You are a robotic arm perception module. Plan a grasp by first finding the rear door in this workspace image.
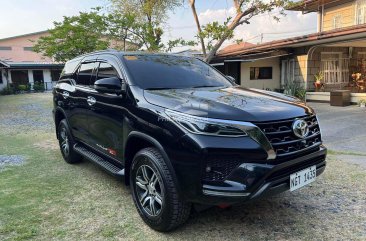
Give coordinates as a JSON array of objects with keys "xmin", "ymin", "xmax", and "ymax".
[
  {"xmin": 68, "ymin": 58, "xmax": 98, "ymax": 143},
  {"xmin": 86, "ymin": 55, "xmax": 127, "ymax": 162}
]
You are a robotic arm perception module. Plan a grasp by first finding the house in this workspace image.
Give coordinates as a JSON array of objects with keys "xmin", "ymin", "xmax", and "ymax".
[
  {"xmin": 0, "ymin": 31, "xmax": 64, "ymax": 91},
  {"xmin": 211, "ymin": 0, "xmax": 366, "ymax": 103},
  {"xmin": 0, "ymin": 31, "xmax": 137, "ymax": 91}
]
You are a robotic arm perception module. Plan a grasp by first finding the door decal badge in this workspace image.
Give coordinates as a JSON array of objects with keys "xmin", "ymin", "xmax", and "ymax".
[{"xmin": 96, "ymin": 144, "xmax": 117, "ymax": 156}]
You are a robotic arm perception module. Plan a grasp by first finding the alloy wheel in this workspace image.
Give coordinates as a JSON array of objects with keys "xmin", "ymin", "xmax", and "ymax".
[
  {"xmin": 135, "ymin": 164, "xmax": 164, "ymax": 216},
  {"xmin": 60, "ymin": 127, "xmax": 70, "ymax": 157}
]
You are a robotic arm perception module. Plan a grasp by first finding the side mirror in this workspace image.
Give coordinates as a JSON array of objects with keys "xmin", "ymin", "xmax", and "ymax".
[
  {"xmin": 94, "ymin": 77, "xmax": 124, "ymax": 95},
  {"xmin": 226, "ymin": 75, "xmax": 236, "ymax": 84}
]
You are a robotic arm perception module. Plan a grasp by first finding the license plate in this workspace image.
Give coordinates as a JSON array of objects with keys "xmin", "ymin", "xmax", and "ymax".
[{"xmin": 290, "ymin": 165, "xmax": 316, "ymax": 191}]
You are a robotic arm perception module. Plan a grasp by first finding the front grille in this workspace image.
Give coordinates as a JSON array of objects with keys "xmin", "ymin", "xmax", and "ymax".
[
  {"xmin": 203, "ymin": 158, "xmax": 243, "ymax": 182},
  {"xmin": 254, "ymin": 115, "xmax": 322, "ymax": 160}
]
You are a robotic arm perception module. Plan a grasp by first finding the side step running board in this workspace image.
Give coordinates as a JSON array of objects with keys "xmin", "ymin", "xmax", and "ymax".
[{"xmin": 73, "ymin": 143, "xmax": 125, "ymax": 178}]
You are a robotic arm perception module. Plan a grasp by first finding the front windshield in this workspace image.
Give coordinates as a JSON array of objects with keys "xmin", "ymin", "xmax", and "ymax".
[{"xmin": 123, "ymin": 54, "xmax": 232, "ymax": 89}]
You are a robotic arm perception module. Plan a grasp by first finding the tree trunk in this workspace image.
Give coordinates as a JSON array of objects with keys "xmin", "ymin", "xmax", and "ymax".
[{"xmin": 189, "ymin": 0, "xmax": 206, "ymax": 57}]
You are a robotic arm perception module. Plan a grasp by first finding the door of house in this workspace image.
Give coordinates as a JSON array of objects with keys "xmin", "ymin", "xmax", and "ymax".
[{"xmin": 281, "ymin": 59, "xmax": 294, "ymax": 87}]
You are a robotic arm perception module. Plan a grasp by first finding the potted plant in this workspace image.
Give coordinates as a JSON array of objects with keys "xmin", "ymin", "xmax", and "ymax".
[
  {"xmin": 358, "ymin": 99, "xmax": 366, "ymax": 107},
  {"xmin": 314, "ymin": 72, "xmax": 324, "ymax": 91}
]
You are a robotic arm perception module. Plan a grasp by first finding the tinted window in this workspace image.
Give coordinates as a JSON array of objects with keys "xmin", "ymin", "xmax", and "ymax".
[
  {"xmin": 62, "ymin": 59, "xmax": 79, "ymax": 76},
  {"xmin": 96, "ymin": 62, "xmax": 119, "ymax": 81},
  {"xmin": 77, "ymin": 62, "xmax": 97, "ymax": 86},
  {"xmin": 123, "ymin": 55, "xmax": 231, "ymax": 89},
  {"xmin": 0, "ymin": 70, "xmax": 2, "ymax": 84}
]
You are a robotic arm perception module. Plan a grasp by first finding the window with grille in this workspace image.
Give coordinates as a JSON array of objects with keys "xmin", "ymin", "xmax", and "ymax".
[
  {"xmin": 281, "ymin": 59, "xmax": 295, "ymax": 86},
  {"xmin": 321, "ymin": 53, "xmax": 349, "ymax": 84},
  {"xmin": 333, "ymin": 15, "xmax": 342, "ymax": 29},
  {"xmin": 356, "ymin": 0, "xmax": 366, "ymax": 24}
]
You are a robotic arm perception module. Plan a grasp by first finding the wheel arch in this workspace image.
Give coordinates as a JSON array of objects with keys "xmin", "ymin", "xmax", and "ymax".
[
  {"xmin": 124, "ymin": 131, "xmax": 178, "ymax": 188},
  {"xmin": 54, "ymin": 107, "xmax": 67, "ymax": 139}
]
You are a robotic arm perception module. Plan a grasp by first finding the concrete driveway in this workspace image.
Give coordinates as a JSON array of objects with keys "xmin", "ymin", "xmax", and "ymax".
[{"xmin": 309, "ymin": 102, "xmax": 366, "ymax": 166}]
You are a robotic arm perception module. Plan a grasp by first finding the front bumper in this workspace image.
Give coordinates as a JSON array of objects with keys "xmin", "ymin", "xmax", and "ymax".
[{"xmin": 195, "ymin": 145, "xmax": 327, "ymax": 205}]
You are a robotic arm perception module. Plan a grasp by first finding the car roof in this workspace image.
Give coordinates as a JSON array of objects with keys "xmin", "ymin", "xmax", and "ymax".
[{"xmin": 78, "ymin": 49, "xmax": 192, "ymax": 59}]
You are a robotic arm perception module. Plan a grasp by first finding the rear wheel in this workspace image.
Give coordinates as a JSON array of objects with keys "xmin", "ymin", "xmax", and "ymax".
[
  {"xmin": 130, "ymin": 147, "xmax": 191, "ymax": 232},
  {"xmin": 58, "ymin": 119, "xmax": 81, "ymax": 164}
]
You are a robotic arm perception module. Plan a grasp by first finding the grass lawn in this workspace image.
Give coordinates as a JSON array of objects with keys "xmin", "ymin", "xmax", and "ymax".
[{"xmin": 0, "ymin": 93, "xmax": 365, "ymax": 241}]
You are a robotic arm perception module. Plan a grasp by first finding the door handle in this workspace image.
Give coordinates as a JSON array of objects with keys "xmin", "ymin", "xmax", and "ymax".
[
  {"xmin": 87, "ymin": 96, "xmax": 96, "ymax": 106},
  {"xmin": 62, "ymin": 91, "xmax": 69, "ymax": 99}
]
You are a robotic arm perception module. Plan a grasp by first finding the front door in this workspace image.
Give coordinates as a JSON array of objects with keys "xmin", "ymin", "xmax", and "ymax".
[
  {"xmin": 86, "ymin": 56, "xmax": 127, "ymax": 162},
  {"xmin": 68, "ymin": 60, "xmax": 98, "ymax": 143}
]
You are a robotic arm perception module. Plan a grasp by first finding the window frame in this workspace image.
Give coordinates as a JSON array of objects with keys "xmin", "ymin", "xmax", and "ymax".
[
  {"xmin": 76, "ymin": 61, "xmax": 98, "ymax": 86},
  {"xmin": 32, "ymin": 70, "xmax": 44, "ymax": 84},
  {"xmin": 321, "ymin": 52, "xmax": 349, "ymax": 84},
  {"xmin": 333, "ymin": 15, "xmax": 342, "ymax": 29},
  {"xmin": 250, "ymin": 67, "xmax": 273, "ymax": 80},
  {"xmin": 355, "ymin": 0, "xmax": 366, "ymax": 25},
  {"xmin": 95, "ymin": 61, "xmax": 121, "ymax": 80}
]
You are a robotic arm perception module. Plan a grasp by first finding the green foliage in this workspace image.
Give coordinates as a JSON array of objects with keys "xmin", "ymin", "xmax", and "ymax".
[
  {"xmin": 166, "ymin": 38, "xmax": 196, "ymax": 52},
  {"xmin": 110, "ymin": 0, "xmax": 185, "ymax": 51},
  {"xmin": 358, "ymin": 99, "xmax": 366, "ymax": 105},
  {"xmin": 283, "ymin": 82, "xmax": 306, "ymax": 101},
  {"xmin": 192, "ymin": 0, "xmax": 293, "ymax": 62},
  {"xmin": 199, "ymin": 18, "xmax": 234, "ymax": 51},
  {"xmin": 314, "ymin": 71, "xmax": 324, "ymax": 83},
  {"xmin": 33, "ymin": 8, "xmax": 110, "ymax": 62},
  {"xmin": 0, "ymin": 86, "xmax": 15, "ymax": 95},
  {"xmin": 33, "ymin": 82, "xmax": 45, "ymax": 92},
  {"xmin": 17, "ymin": 85, "xmax": 29, "ymax": 92}
]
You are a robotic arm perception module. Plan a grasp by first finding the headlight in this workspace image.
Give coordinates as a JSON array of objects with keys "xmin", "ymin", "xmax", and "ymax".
[{"xmin": 165, "ymin": 109, "xmax": 247, "ymax": 137}]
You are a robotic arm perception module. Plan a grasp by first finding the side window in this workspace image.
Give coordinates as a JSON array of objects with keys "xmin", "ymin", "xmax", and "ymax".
[
  {"xmin": 77, "ymin": 62, "xmax": 97, "ymax": 86},
  {"xmin": 96, "ymin": 62, "xmax": 120, "ymax": 81}
]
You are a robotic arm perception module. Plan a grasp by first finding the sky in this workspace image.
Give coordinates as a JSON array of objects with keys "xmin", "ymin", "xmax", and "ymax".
[{"xmin": 0, "ymin": 0, "xmax": 318, "ymax": 50}]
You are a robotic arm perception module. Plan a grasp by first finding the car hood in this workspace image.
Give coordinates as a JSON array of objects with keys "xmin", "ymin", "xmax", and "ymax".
[{"xmin": 143, "ymin": 86, "xmax": 314, "ymax": 122}]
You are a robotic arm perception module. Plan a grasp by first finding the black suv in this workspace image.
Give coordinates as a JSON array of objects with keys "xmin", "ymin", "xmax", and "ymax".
[{"xmin": 53, "ymin": 50, "xmax": 326, "ymax": 231}]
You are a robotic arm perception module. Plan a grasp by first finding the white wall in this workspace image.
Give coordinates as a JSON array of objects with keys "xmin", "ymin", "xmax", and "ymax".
[
  {"xmin": 240, "ymin": 58, "xmax": 281, "ymax": 90},
  {"xmin": 5, "ymin": 69, "xmax": 55, "ymax": 90},
  {"xmin": 0, "ymin": 70, "xmax": 5, "ymax": 90}
]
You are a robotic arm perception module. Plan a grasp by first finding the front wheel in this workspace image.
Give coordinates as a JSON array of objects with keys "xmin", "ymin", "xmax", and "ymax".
[
  {"xmin": 130, "ymin": 147, "xmax": 191, "ymax": 232},
  {"xmin": 58, "ymin": 119, "xmax": 81, "ymax": 164}
]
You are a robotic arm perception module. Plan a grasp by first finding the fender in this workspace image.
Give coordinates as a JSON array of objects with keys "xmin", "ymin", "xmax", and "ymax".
[
  {"xmin": 54, "ymin": 107, "xmax": 74, "ymax": 142},
  {"xmin": 125, "ymin": 131, "xmax": 181, "ymax": 193}
]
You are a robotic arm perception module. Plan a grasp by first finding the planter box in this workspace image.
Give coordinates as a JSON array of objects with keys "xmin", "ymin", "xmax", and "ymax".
[{"xmin": 330, "ymin": 90, "xmax": 351, "ymax": 106}]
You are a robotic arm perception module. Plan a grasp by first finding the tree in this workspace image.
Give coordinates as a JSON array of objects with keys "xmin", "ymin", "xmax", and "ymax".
[
  {"xmin": 190, "ymin": 0, "xmax": 292, "ymax": 63},
  {"xmin": 110, "ymin": 0, "xmax": 183, "ymax": 51},
  {"xmin": 33, "ymin": 8, "xmax": 110, "ymax": 62}
]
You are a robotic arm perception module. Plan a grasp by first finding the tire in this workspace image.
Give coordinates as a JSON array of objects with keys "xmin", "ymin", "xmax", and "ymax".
[
  {"xmin": 130, "ymin": 147, "xmax": 191, "ymax": 232},
  {"xmin": 58, "ymin": 119, "xmax": 82, "ymax": 164}
]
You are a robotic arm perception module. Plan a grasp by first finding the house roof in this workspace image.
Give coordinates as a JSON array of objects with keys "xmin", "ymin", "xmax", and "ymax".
[
  {"xmin": 0, "ymin": 30, "xmax": 49, "ymax": 42},
  {"xmin": 218, "ymin": 42, "xmax": 255, "ymax": 55},
  {"xmin": 213, "ymin": 24, "xmax": 366, "ymax": 61},
  {"xmin": 0, "ymin": 60, "xmax": 10, "ymax": 68},
  {"xmin": 287, "ymin": 0, "xmax": 348, "ymax": 12},
  {"xmin": 1, "ymin": 61, "xmax": 63, "ymax": 69}
]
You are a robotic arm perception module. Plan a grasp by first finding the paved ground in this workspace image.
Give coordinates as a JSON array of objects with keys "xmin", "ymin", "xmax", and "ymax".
[{"xmin": 309, "ymin": 102, "xmax": 366, "ymax": 167}]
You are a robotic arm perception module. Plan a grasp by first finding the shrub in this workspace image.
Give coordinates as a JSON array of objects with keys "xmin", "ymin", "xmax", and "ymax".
[
  {"xmin": 283, "ymin": 82, "xmax": 306, "ymax": 101},
  {"xmin": 18, "ymin": 85, "xmax": 28, "ymax": 92},
  {"xmin": 33, "ymin": 82, "xmax": 45, "ymax": 92},
  {"xmin": 0, "ymin": 86, "xmax": 15, "ymax": 95}
]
